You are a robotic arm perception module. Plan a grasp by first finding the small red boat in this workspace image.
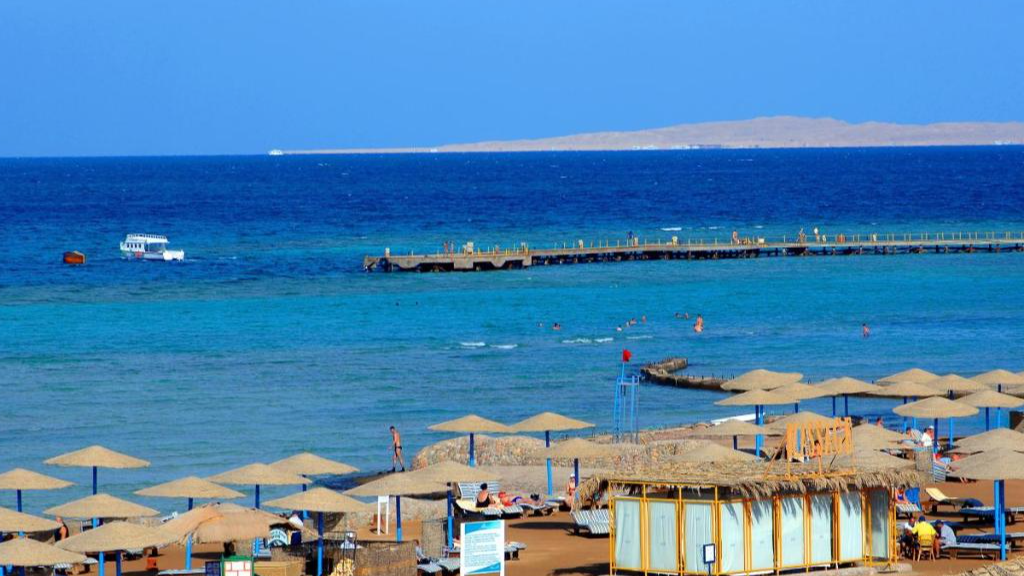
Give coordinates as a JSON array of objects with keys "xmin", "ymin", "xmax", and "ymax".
[{"xmin": 63, "ymin": 251, "xmax": 86, "ymax": 265}]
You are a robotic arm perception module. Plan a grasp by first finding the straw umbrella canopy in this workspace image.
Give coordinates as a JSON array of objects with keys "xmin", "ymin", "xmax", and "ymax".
[
  {"xmin": 345, "ymin": 471, "xmax": 449, "ymax": 544},
  {"xmin": 869, "ymin": 381, "xmax": 942, "ymax": 398},
  {"xmin": 877, "ymin": 368, "xmax": 940, "ymax": 384},
  {"xmin": 270, "ymin": 453, "xmax": 359, "ymax": 477},
  {"xmin": 972, "ymin": 370, "xmax": 1024, "ymax": 389},
  {"xmin": 670, "ymin": 443, "xmax": 757, "ymax": 463},
  {"xmin": 688, "ymin": 420, "xmax": 770, "ymax": 451},
  {"xmin": 510, "ymin": 412, "xmax": 595, "ymax": 496},
  {"xmin": 161, "ymin": 502, "xmax": 285, "ymax": 545},
  {"xmin": 835, "ymin": 449, "xmax": 915, "ymax": 470},
  {"xmin": 951, "ymin": 429, "xmax": 1024, "ymax": 454},
  {"xmin": 0, "ymin": 537, "xmax": 87, "ymax": 567},
  {"xmin": 815, "ymin": 377, "xmax": 878, "ymax": 417},
  {"xmin": 44, "ymin": 494, "xmax": 159, "ymax": 520},
  {"xmin": 951, "ymin": 448, "xmax": 1024, "ymax": 560},
  {"xmin": 135, "ymin": 476, "xmax": 244, "ymax": 570},
  {"xmin": 893, "ymin": 397, "xmax": 979, "ymax": 451},
  {"xmin": 851, "ymin": 424, "xmax": 908, "ymax": 450},
  {"xmin": 958, "ymin": 390, "xmax": 1024, "ymax": 430},
  {"xmin": 207, "ymin": 463, "xmax": 311, "ymax": 509},
  {"xmin": 428, "ymin": 415, "xmax": 512, "ymax": 468},
  {"xmin": 546, "ymin": 438, "xmax": 640, "ymax": 498},
  {"xmin": 926, "ymin": 374, "xmax": 989, "ymax": 395},
  {"xmin": 44, "ymin": 446, "xmax": 149, "ymax": 495},
  {"xmin": 764, "ymin": 411, "xmax": 835, "ymax": 432},
  {"xmin": 58, "ymin": 521, "xmax": 177, "ymax": 553},
  {"xmin": 0, "ymin": 468, "xmax": 73, "ymax": 512},
  {"xmin": 716, "ymin": 389, "xmax": 794, "ymax": 455},
  {"xmin": 0, "ymin": 507, "xmax": 60, "ymax": 533},
  {"xmin": 265, "ymin": 488, "xmax": 371, "ymax": 576},
  {"xmin": 721, "ymin": 369, "xmax": 802, "ymax": 392},
  {"xmin": 773, "ymin": 383, "xmax": 830, "ymax": 413}
]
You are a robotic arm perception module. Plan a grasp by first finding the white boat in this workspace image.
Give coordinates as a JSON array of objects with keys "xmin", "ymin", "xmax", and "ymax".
[
  {"xmin": 268, "ymin": 149, "xmax": 284, "ymax": 156},
  {"xmin": 120, "ymin": 234, "xmax": 185, "ymax": 261}
]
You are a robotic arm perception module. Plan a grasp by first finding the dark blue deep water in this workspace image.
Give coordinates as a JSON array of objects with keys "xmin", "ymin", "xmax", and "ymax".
[{"xmin": 2, "ymin": 147, "xmax": 1024, "ymax": 512}]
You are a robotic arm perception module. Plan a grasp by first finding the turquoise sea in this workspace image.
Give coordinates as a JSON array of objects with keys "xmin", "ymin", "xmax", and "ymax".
[{"xmin": 2, "ymin": 147, "xmax": 1023, "ymax": 513}]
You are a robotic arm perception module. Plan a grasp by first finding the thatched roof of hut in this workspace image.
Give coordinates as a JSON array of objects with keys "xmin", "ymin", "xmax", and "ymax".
[{"xmin": 577, "ymin": 459, "xmax": 919, "ymax": 501}]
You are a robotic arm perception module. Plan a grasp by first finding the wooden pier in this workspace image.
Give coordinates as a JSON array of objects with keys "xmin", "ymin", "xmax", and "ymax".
[{"xmin": 362, "ymin": 231, "xmax": 1024, "ymax": 272}]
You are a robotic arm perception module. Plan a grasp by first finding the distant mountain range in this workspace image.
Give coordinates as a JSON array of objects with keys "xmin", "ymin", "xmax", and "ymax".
[{"xmin": 280, "ymin": 116, "xmax": 1024, "ymax": 155}]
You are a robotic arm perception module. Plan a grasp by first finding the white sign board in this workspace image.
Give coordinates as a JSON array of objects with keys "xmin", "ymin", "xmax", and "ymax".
[{"xmin": 459, "ymin": 519, "xmax": 505, "ymax": 576}]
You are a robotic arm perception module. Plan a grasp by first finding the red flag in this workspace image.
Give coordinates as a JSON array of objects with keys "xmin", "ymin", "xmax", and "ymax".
[{"xmin": 622, "ymin": 349, "xmax": 632, "ymax": 363}]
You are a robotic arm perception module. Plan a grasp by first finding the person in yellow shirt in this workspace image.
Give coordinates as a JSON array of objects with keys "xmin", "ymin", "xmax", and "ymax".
[{"xmin": 911, "ymin": 516, "xmax": 939, "ymax": 558}]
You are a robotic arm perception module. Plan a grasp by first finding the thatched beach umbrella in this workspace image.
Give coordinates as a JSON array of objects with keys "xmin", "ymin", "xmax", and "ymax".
[
  {"xmin": 893, "ymin": 397, "xmax": 978, "ymax": 450},
  {"xmin": 926, "ymin": 374, "xmax": 988, "ymax": 396},
  {"xmin": 851, "ymin": 424, "xmax": 907, "ymax": 450},
  {"xmin": 429, "ymin": 415, "xmax": 511, "ymax": 467},
  {"xmin": 44, "ymin": 494, "xmax": 158, "ymax": 576},
  {"xmin": 953, "ymin": 448, "xmax": 1024, "ymax": 560},
  {"xmin": 207, "ymin": 463, "xmax": 311, "ymax": 509},
  {"xmin": 0, "ymin": 537, "xmax": 86, "ymax": 569},
  {"xmin": 816, "ymin": 377, "xmax": 878, "ymax": 417},
  {"xmin": 270, "ymin": 453, "xmax": 359, "ymax": 477},
  {"xmin": 135, "ymin": 477, "xmax": 244, "ymax": 569},
  {"xmin": 877, "ymin": 368, "xmax": 940, "ymax": 384},
  {"xmin": 772, "ymin": 382, "xmax": 829, "ymax": 413},
  {"xmin": 161, "ymin": 502, "xmax": 285, "ymax": 546},
  {"xmin": 870, "ymin": 381, "xmax": 942, "ymax": 431},
  {"xmin": 972, "ymin": 370, "xmax": 1024, "ymax": 391},
  {"xmin": 510, "ymin": 412, "xmax": 595, "ymax": 496},
  {"xmin": 716, "ymin": 389, "xmax": 794, "ymax": 455},
  {"xmin": 764, "ymin": 411, "xmax": 834, "ymax": 433},
  {"xmin": 346, "ymin": 472, "xmax": 445, "ymax": 543},
  {"xmin": 0, "ymin": 468, "xmax": 72, "ymax": 512},
  {"xmin": 951, "ymin": 428, "xmax": 1024, "ymax": 455},
  {"xmin": 547, "ymin": 438, "xmax": 638, "ymax": 491},
  {"xmin": 670, "ymin": 443, "xmax": 757, "ymax": 463},
  {"xmin": 721, "ymin": 369, "xmax": 802, "ymax": 392},
  {"xmin": 58, "ymin": 522, "xmax": 177, "ymax": 576},
  {"xmin": 0, "ymin": 507, "xmax": 60, "ymax": 533},
  {"xmin": 265, "ymin": 488, "xmax": 371, "ymax": 576},
  {"xmin": 44, "ymin": 446, "xmax": 149, "ymax": 496},
  {"xmin": 689, "ymin": 419, "xmax": 770, "ymax": 451},
  {"xmin": 835, "ymin": 448, "xmax": 915, "ymax": 471},
  {"xmin": 958, "ymin": 390, "xmax": 1024, "ymax": 430}
]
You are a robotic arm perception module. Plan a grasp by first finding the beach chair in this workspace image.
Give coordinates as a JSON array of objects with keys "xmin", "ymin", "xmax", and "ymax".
[
  {"xmin": 932, "ymin": 461, "xmax": 949, "ymax": 483},
  {"xmin": 926, "ymin": 487, "xmax": 971, "ymax": 512},
  {"xmin": 455, "ymin": 482, "xmax": 524, "ymax": 518},
  {"xmin": 571, "ymin": 509, "xmax": 610, "ymax": 536},
  {"xmin": 945, "ymin": 542, "xmax": 1005, "ymax": 559},
  {"xmin": 415, "ymin": 546, "xmax": 444, "ymax": 574},
  {"xmin": 896, "ymin": 502, "xmax": 921, "ymax": 518}
]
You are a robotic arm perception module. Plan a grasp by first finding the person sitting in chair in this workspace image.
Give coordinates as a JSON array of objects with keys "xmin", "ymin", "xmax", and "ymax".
[{"xmin": 475, "ymin": 483, "xmax": 498, "ymax": 508}]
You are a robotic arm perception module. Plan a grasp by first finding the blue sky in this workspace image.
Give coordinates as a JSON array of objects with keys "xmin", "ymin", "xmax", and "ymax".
[{"xmin": 1, "ymin": 1, "xmax": 1022, "ymax": 157}]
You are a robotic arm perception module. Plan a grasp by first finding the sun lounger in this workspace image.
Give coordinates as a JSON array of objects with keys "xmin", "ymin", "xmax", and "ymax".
[
  {"xmin": 571, "ymin": 509, "xmax": 610, "ymax": 536},
  {"xmin": 960, "ymin": 506, "xmax": 1024, "ymax": 523},
  {"xmin": 435, "ymin": 558, "xmax": 461, "ymax": 573},
  {"xmin": 896, "ymin": 502, "xmax": 921, "ymax": 518},
  {"xmin": 944, "ymin": 542, "xmax": 1006, "ymax": 559},
  {"xmin": 454, "ymin": 482, "xmax": 524, "ymax": 518},
  {"xmin": 926, "ymin": 487, "xmax": 971, "ymax": 512},
  {"xmin": 158, "ymin": 570, "xmax": 206, "ymax": 576},
  {"xmin": 933, "ymin": 461, "xmax": 949, "ymax": 483},
  {"xmin": 956, "ymin": 532, "xmax": 1024, "ymax": 544}
]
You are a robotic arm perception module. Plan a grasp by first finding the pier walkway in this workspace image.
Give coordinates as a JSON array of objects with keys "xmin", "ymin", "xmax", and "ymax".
[{"xmin": 363, "ymin": 231, "xmax": 1024, "ymax": 272}]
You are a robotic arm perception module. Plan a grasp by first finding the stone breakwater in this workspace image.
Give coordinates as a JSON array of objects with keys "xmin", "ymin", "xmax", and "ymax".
[{"xmin": 641, "ymin": 357, "xmax": 728, "ymax": 390}]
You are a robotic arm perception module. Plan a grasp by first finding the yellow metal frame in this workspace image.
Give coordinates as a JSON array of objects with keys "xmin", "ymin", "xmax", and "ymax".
[{"xmin": 608, "ymin": 480, "xmax": 896, "ymax": 576}]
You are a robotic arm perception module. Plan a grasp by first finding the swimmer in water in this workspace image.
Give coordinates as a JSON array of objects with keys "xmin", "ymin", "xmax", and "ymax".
[
  {"xmin": 674, "ymin": 312, "xmax": 682, "ymax": 319},
  {"xmin": 641, "ymin": 315, "xmax": 646, "ymax": 323},
  {"xmin": 684, "ymin": 312, "xmax": 690, "ymax": 320},
  {"xmin": 862, "ymin": 323, "xmax": 870, "ymax": 338},
  {"xmin": 694, "ymin": 314, "xmax": 704, "ymax": 334},
  {"xmin": 552, "ymin": 323, "xmax": 562, "ymax": 331}
]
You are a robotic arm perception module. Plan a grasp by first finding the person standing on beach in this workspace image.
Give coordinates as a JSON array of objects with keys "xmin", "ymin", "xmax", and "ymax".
[{"xmin": 389, "ymin": 425, "xmax": 405, "ymax": 472}]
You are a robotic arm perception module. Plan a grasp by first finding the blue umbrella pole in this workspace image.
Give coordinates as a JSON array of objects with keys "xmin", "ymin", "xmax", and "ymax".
[
  {"xmin": 254, "ymin": 484, "xmax": 261, "ymax": 509},
  {"xmin": 844, "ymin": 395, "xmax": 849, "ymax": 417},
  {"xmin": 794, "ymin": 402, "xmax": 799, "ymax": 413},
  {"xmin": 831, "ymin": 397, "xmax": 836, "ymax": 417},
  {"xmin": 933, "ymin": 418, "xmax": 939, "ymax": 453},
  {"xmin": 469, "ymin": 434, "xmax": 476, "ymax": 467},
  {"xmin": 116, "ymin": 551, "xmax": 122, "ymax": 576},
  {"xmin": 185, "ymin": 498, "xmax": 194, "ymax": 569},
  {"xmin": 986, "ymin": 408, "xmax": 991, "ymax": 431},
  {"xmin": 446, "ymin": 485, "xmax": 454, "ymax": 550},
  {"xmin": 998, "ymin": 479, "xmax": 1007, "ymax": 560},
  {"xmin": 732, "ymin": 435, "xmax": 738, "ymax": 451},
  {"xmin": 573, "ymin": 458, "xmax": 580, "ymax": 496},
  {"xmin": 545, "ymin": 431, "xmax": 553, "ymax": 496},
  {"xmin": 948, "ymin": 419, "xmax": 955, "ymax": 450},
  {"xmin": 92, "ymin": 466, "xmax": 98, "ymax": 495},
  {"xmin": 396, "ymin": 496, "xmax": 403, "ymax": 542},
  {"xmin": 16, "ymin": 490, "xmax": 21, "ymax": 513},
  {"xmin": 302, "ymin": 480, "xmax": 309, "ymax": 520},
  {"xmin": 317, "ymin": 512, "xmax": 324, "ymax": 576},
  {"xmin": 754, "ymin": 405, "xmax": 763, "ymax": 456}
]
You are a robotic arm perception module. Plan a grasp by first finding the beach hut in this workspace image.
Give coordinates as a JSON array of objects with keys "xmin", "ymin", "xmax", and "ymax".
[
  {"xmin": 720, "ymin": 370, "xmax": 802, "ymax": 392},
  {"xmin": 44, "ymin": 446, "xmax": 149, "ymax": 495},
  {"xmin": 687, "ymin": 420, "xmax": 770, "ymax": 451},
  {"xmin": 816, "ymin": 378, "xmax": 877, "ymax": 417},
  {"xmin": 925, "ymin": 374, "xmax": 988, "ymax": 397},
  {"xmin": 669, "ymin": 443, "xmax": 757, "ymax": 463},
  {"xmin": 0, "ymin": 506, "xmax": 60, "ymax": 534},
  {"xmin": 0, "ymin": 537, "xmax": 87, "ymax": 576},
  {"xmin": 429, "ymin": 415, "xmax": 511, "ymax": 468},
  {"xmin": 0, "ymin": 468, "xmax": 72, "ymax": 513},
  {"xmin": 715, "ymin": 390, "xmax": 794, "ymax": 456},
  {"xmin": 877, "ymin": 368, "xmax": 939, "ymax": 384},
  {"xmin": 58, "ymin": 522, "xmax": 176, "ymax": 576},
  {"xmin": 971, "ymin": 370, "xmax": 1024, "ymax": 391},
  {"xmin": 950, "ymin": 428, "xmax": 1024, "ymax": 454},
  {"xmin": 952, "ymin": 448, "xmax": 1024, "ymax": 560},
  {"xmin": 510, "ymin": 412, "xmax": 595, "ymax": 497},
  {"xmin": 772, "ymin": 383, "xmax": 829, "ymax": 413},
  {"xmin": 161, "ymin": 502, "xmax": 287, "ymax": 547},
  {"xmin": 207, "ymin": 463, "xmax": 311, "ymax": 509},
  {"xmin": 265, "ymin": 488, "xmax": 371, "ymax": 576},
  {"xmin": 345, "ymin": 472, "xmax": 446, "ymax": 543},
  {"xmin": 957, "ymin": 390, "xmax": 1024, "ymax": 430},
  {"xmin": 869, "ymin": 381, "xmax": 941, "ymax": 431},
  {"xmin": 892, "ymin": 397, "xmax": 978, "ymax": 450},
  {"xmin": 135, "ymin": 477, "xmax": 244, "ymax": 569},
  {"xmin": 585, "ymin": 457, "xmax": 916, "ymax": 575}
]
